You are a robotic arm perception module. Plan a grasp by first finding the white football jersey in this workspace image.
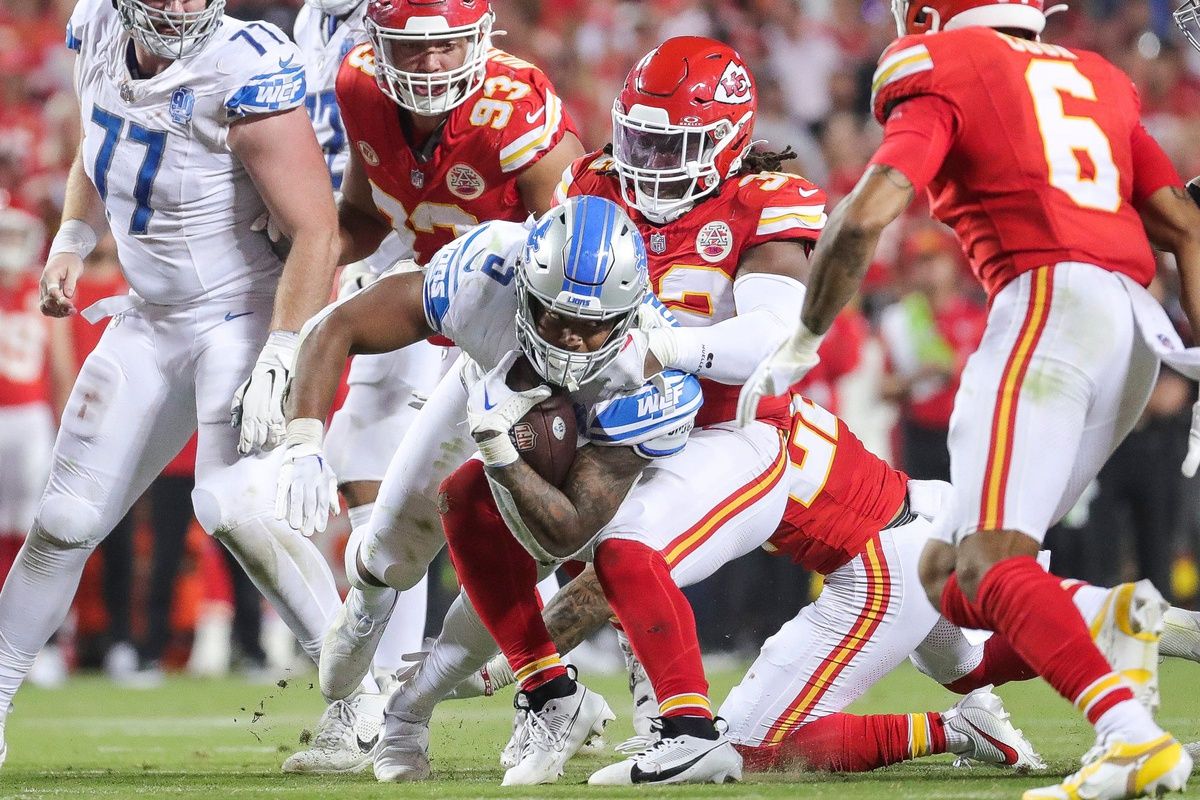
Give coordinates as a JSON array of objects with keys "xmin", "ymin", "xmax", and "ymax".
[
  {"xmin": 68, "ymin": 0, "xmax": 307, "ymax": 305},
  {"xmin": 293, "ymin": 3, "xmax": 366, "ymax": 190},
  {"xmin": 421, "ymin": 220, "xmax": 702, "ymax": 458}
]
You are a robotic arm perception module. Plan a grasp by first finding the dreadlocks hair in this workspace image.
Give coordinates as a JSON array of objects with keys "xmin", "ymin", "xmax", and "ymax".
[{"xmin": 598, "ymin": 142, "xmax": 798, "ymax": 176}]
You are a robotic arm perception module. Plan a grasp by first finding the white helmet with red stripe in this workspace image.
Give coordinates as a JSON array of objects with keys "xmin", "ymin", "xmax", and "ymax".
[
  {"xmin": 365, "ymin": 0, "xmax": 495, "ymax": 116},
  {"xmin": 890, "ymin": 0, "xmax": 1060, "ymax": 36}
]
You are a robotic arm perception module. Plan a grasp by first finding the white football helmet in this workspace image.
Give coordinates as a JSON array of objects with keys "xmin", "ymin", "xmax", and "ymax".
[
  {"xmin": 516, "ymin": 196, "xmax": 649, "ymax": 390},
  {"xmin": 115, "ymin": 0, "xmax": 227, "ymax": 60},
  {"xmin": 365, "ymin": 0, "xmax": 495, "ymax": 116}
]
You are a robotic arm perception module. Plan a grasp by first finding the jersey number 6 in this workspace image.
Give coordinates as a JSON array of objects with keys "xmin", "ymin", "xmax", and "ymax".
[{"xmin": 1025, "ymin": 59, "xmax": 1121, "ymax": 213}]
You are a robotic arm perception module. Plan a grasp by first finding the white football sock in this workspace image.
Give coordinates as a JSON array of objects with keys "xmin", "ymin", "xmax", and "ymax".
[
  {"xmin": 389, "ymin": 591, "xmax": 498, "ymax": 722},
  {"xmin": 1067, "ymin": 581, "xmax": 1108, "ymax": 626},
  {"xmin": 0, "ymin": 530, "xmax": 91, "ymax": 714},
  {"xmin": 214, "ymin": 512, "xmax": 341, "ymax": 664},
  {"xmin": 1094, "ymin": 698, "xmax": 1162, "ymax": 744},
  {"xmin": 372, "ymin": 575, "xmax": 429, "ymax": 675}
]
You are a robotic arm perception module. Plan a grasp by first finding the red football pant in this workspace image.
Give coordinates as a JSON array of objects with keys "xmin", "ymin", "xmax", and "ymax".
[
  {"xmin": 439, "ymin": 460, "xmax": 565, "ymax": 691},
  {"xmin": 940, "ymin": 557, "xmax": 1132, "ymax": 722},
  {"xmin": 593, "ymin": 538, "xmax": 711, "ymax": 719},
  {"xmin": 738, "ymin": 712, "xmax": 946, "ymax": 772}
]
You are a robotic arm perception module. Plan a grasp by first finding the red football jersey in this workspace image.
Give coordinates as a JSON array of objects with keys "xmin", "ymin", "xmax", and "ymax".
[
  {"xmin": 871, "ymin": 28, "xmax": 1167, "ymax": 297},
  {"xmin": 0, "ymin": 274, "xmax": 50, "ymax": 407},
  {"xmin": 765, "ymin": 397, "xmax": 909, "ymax": 575},
  {"xmin": 337, "ymin": 47, "xmax": 577, "ymax": 265},
  {"xmin": 560, "ymin": 152, "xmax": 827, "ymax": 427}
]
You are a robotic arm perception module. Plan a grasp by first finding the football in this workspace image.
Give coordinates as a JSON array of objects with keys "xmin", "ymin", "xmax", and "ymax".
[{"xmin": 505, "ymin": 356, "xmax": 578, "ymax": 486}]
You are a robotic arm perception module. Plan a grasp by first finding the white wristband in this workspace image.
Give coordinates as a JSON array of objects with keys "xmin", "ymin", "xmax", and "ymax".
[
  {"xmin": 48, "ymin": 219, "xmax": 98, "ymax": 260},
  {"xmin": 477, "ymin": 432, "xmax": 519, "ymax": 468},
  {"xmin": 284, "ymin": 418, "xmax": 324, "ymax": 448}
]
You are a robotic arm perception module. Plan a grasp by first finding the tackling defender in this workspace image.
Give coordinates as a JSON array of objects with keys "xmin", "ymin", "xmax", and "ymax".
[
  {"xmin": 279, "ymin": 0, "xmax": 581, "ymax": 773},
  {"xmin": 0, "ymin": 0, "xmax": 345, "ymax": 769},
  {"xmin": 739, "ymin": 1, "xmax": 1200, "ymax": 798}
]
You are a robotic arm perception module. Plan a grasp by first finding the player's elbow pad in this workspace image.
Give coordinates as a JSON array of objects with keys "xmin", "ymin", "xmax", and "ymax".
[{"xmin": 658, "ymin": 272, "xmax": 806, "ymax": 384}]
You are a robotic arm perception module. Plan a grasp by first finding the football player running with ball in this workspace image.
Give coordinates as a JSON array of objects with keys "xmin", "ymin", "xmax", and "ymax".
[
  {"xmin": 276, "ymin": 195, "xmax": 701, "ymax": 782},
  {"xmin": 0, "ymin": 0, "xmax": 343, "ymax": 770},
  {"xmin": 739, "ymin": 2, "xmax": 1200, "ymax": 798},
  {"xmin": 279, "ymin": 0, "xmax": 582, "ymax": 773}
]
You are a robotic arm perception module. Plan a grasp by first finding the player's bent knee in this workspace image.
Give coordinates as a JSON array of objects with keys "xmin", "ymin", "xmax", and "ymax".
[
  {"xmin": 955, "ymin": 529, "xmax": 1040, "ymax": 599},
  {"xmin": 34, "ymin": 496, "xmax": 108, "ymax": 550}
]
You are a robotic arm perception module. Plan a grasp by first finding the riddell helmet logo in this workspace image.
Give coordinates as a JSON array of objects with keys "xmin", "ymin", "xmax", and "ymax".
[
  {"xmin": 696, "ymin": 221, "xmax": 733, "ymax": 263},
  {"xmin": 714, "ymin": 61, "xmax": 752, "ymax": 105},
  {"xmin": 446, "ymin": 163, "xmax": 485, "ymax": 199}
]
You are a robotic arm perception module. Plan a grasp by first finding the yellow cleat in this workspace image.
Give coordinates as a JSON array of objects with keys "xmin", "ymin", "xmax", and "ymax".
[
  {"xmin": 1022, "ymin": 734, "xmax": 1192, "ymax": 800},
  {"xmin": 1089, "ymin": 580, "xmax": 1167, "ymax": 713}
]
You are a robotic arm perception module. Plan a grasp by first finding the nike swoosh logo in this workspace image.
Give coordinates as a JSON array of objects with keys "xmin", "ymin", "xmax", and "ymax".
[
  {"xmin": 631, "ymin": 741, "xmax": 728, "ymax": 783},
  {"xmin": 795, "ymin": 187, "xmax": 820, "ymax": 197},
  {"xmin": 357, "ymin": 734, "xmax": 377, "ymax": 754},
  {"xmin": 224, "ymin": 311, "xmax": 254, "ymax": 321},
  {"xmin": 482, "ymin": 388, "xmax": 497, "ymax": 410},
  {"xmin": 964, "ymin": 719, "xmax": 1019, "ymax": 765},
  {"xmin": 525, "ymin": 106, "xmax": 545, "ymax": 124}
]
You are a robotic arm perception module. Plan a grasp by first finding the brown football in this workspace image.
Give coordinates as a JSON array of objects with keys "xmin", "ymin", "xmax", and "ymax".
[{"xmin": 505, "ymin": 356, "xmax": 578, "ymax": 486}]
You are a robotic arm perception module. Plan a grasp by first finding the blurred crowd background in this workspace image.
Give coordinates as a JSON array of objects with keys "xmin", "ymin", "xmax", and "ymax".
[{"xmin": 2, "ymin": 0, "xmax": 1198, "ymax": 684}]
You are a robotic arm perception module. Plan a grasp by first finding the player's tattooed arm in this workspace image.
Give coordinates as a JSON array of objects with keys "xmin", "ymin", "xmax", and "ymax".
[
  {"xmin": 286, "ymin": 270, "xmax": 432, "ymax": 422},
  {"xmin": 801, "ymin": 164, "xmax": 913, "ymax": 335},
  {"xmin": 484, "ymin": 444, "xmax": 646, "ymax": 560},
  {"xmin": 543, "ymin": 565, "xmax": 612, "ymax": 655}
]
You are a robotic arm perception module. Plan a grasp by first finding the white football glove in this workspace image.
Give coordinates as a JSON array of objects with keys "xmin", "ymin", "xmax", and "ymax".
[
  {"xmin": 250, "ymin": 211, "xmax": 284, "ymax": 243},
  {"xmin": 735, "ymin": 324, "xmax": 824, "ymax": 427},
  {"xmin": 466, "ymin": 350, "xmax": 551, "ymax": 467},
  {"xmin": 337, "ymin": 260, "xmax": 380, "ymax": 301},
  {"xmin": 274, "ymin": 418, "xmax": 340, "ymax": 537},
  {"xmin": 231, "ymin": 330, "xmax": 298, "ymax": 455},
  {"xmin": 392, "ymin": 642, "xmax": 513, "ymax": 700},
  {"xmin": 1183, "ymin": 399, "xmax": 1200, "ymax": 478}
]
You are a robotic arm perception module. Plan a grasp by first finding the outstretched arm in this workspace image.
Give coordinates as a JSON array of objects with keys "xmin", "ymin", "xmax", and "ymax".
[{"xmin": 285, "ymin": 269, "xmax": 432, "ymax": 424}]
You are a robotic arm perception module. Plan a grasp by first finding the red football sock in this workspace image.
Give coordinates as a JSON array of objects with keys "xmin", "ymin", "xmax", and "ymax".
[
  {"xmin": 944, "ymin": 634, "xmax": 1037, "ymax": 694},
  {"xmin": 953, "ymin": 556, "xmax": 1132, "ymax": 723},
  {"xmin": 593, "ymin": 538, "xmax": 710, "ymax": 719},
  {"xmin": 439, "ymin": 460, "xmax": 565, "ymax": 691},
  {"xmin": 738, "ymin": 712, "xmax": 946, "ymax": 772},
  {"xmin": 0, "ymin": 533, "xmax": 24, "ymax": 585}
]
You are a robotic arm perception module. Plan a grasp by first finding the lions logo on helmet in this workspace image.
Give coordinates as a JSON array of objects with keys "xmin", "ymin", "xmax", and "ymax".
[{"xmin": 515, "ymin": 196, "xmax": 648, "ymax": 390}]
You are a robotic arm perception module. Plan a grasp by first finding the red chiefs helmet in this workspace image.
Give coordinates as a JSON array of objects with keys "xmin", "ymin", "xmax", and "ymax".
[
  {"xmin": 365, "ymin": 0, "xmax": 495, "ymax": 116},
  {"xmin": 890, "ymin": 0, "xmax": 1054, "ymax": 36},
  {"xmin": 611, "ymin": 37, "xmax": 757, "ymax": 224}
]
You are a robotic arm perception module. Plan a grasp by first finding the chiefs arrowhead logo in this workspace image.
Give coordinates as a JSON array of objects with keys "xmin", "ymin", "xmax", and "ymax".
[{"xmin": 714, "ymin": 61, "xmax": 752, "ymax": 105}]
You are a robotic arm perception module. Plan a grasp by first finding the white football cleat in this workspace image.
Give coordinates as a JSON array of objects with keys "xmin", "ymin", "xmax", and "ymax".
[
  {"xmin": 617, "ymin": 629, "xmax": 657, "ymax": 739},
  {"xmin": 1089, "ymin": 580, "xmax": 1167, "ymax": 713},
  {"xmin": 1160, "ymin": 606, "xmax": 1200, "ymax": 662},
  {"xmin": 1022, "ymin": 733, "xmax": 1191, "ymax": 800},
  {"xmin": 319, "ymin": 587, "xmax": 398, "ymax": 702},
  {"xmin": 373, "ymin": 711, "xmax": 431, "ymax": 782},
  {"xmin": 588, "ymin": 717, "xmax": 742, "ymax": 785},
  {"xmin": 501, "ymin": 681, "xmax": 615, "ymax": 786},
  {"xmin": 943, "ymin": 689, "xmax": 1045, "ymax": 770},
  {"xmin": 280, "ymin": 693, "xmax": 386, "ymax": 774}
]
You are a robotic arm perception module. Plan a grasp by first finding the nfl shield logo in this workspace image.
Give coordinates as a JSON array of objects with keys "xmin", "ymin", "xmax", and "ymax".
[
  {"xmin": 649, "ymin": 232, "xmax": 667, "ymax": 254},
  {"xmin": 411, "ymin": 170, "xmax": 425, "ymax": 188},
  {"xmin": 169, "ymin": 87, "xmax": 195, "ymax": 125}
]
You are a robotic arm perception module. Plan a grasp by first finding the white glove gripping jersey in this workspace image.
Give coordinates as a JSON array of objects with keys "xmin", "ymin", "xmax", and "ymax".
[
  {"xmin": 293, "ymin": 3, "xmax": 366, "ymax": 190},
  {"xmin": 68, "ymin": 0, "xmax": 306, "ymax": 305},
  {"xmin": 421, "ymin": 220, "xmax": 702, "ymax": 458}
]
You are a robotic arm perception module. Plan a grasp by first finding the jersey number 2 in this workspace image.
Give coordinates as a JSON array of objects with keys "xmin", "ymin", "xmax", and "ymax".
[
  {"xmin": 91, "ymin": 106, "xmax": 166, "ymax": 236},
  {"xmin": 1025, "ymin": 59, "xmax": 1121, "ymax": 213}
]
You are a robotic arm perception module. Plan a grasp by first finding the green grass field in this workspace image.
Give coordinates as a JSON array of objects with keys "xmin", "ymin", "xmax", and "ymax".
[{"xmin": 0, "ymin": 660, "xmax": 1196, "ymax": 799}]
